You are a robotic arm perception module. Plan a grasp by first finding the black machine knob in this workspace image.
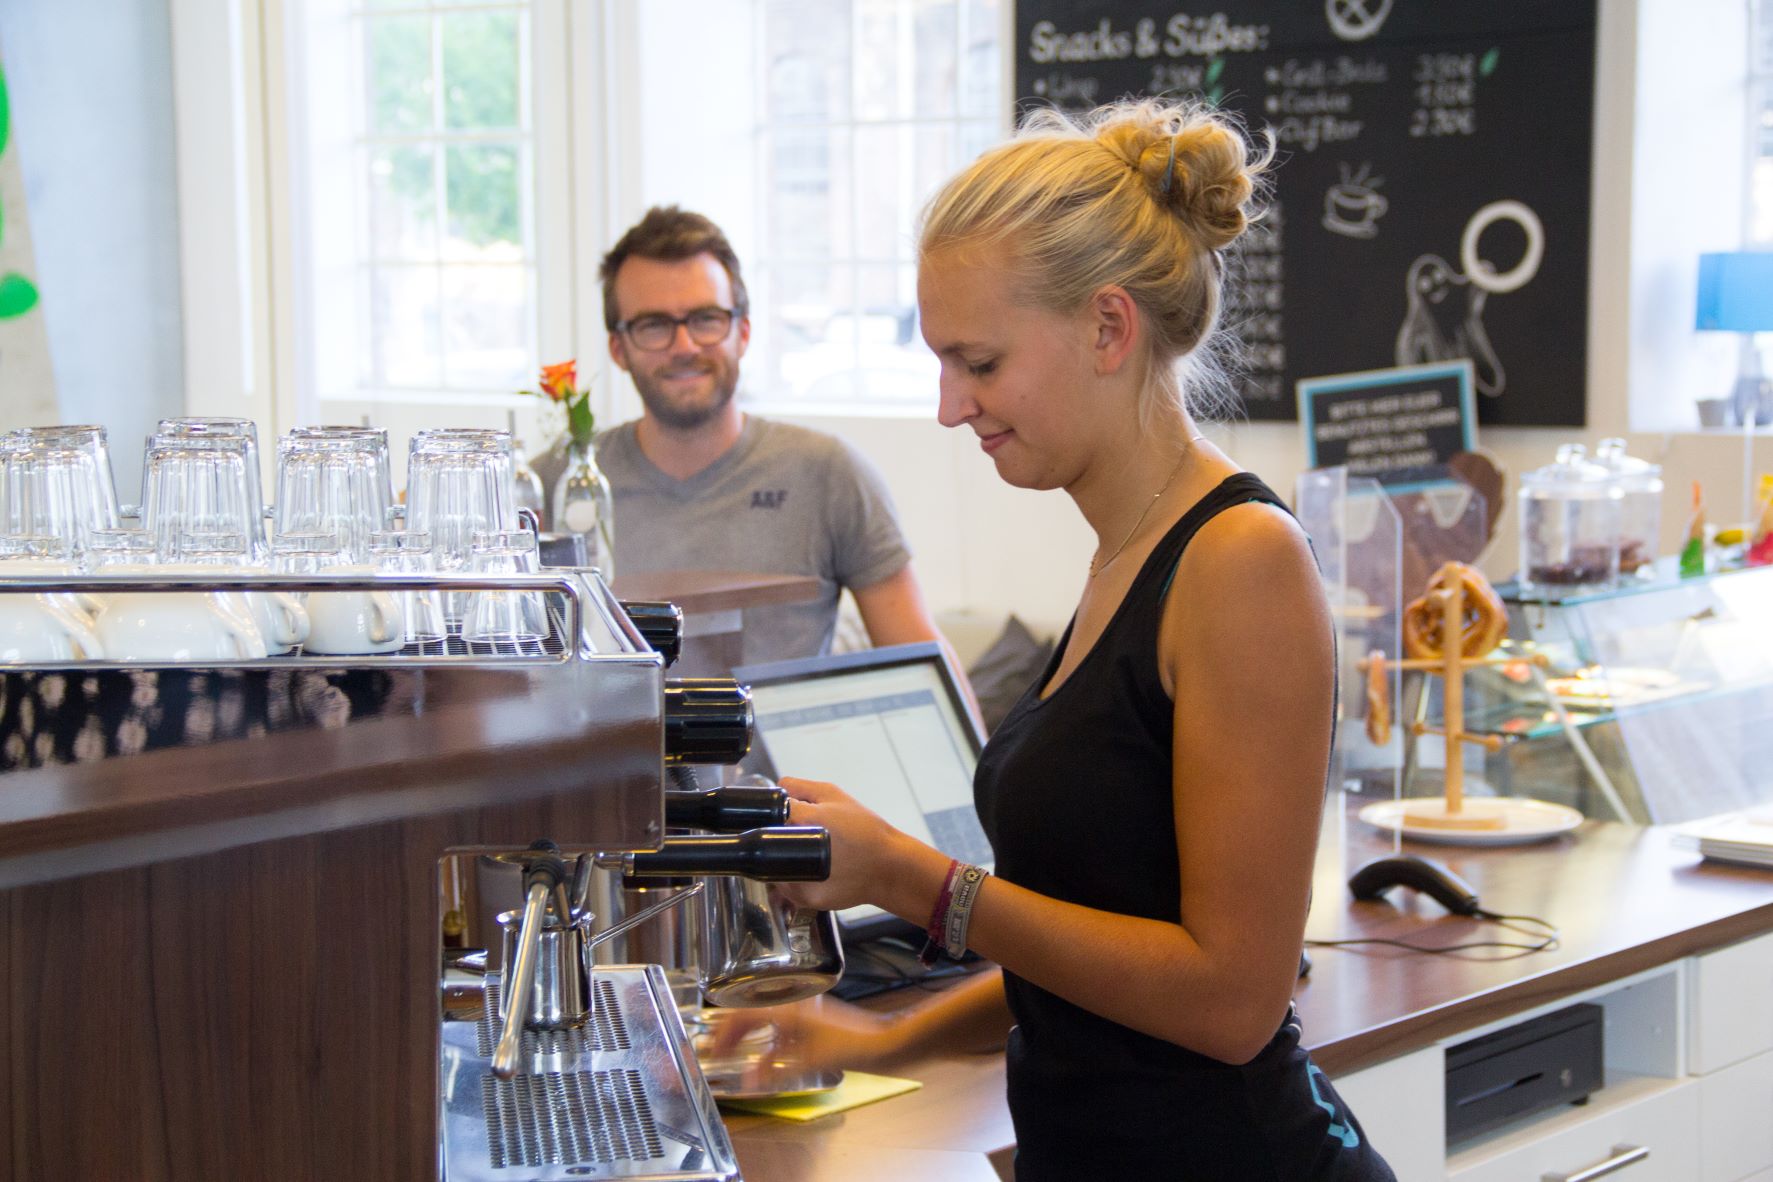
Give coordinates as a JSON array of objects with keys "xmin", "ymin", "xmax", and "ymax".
[
  {"xmin": 663, "ymin": 678, "xmax": 753, "ymax": 765},
  {"xmin": 621, "ymin": 827, "xmax": 831, "ymax": 882},
  {"xmin": 620, "ymin": 600, "xmax": 684, "ymax": 666},
  {"xmin": 665, "ymin": 785, "xmax": 792, "ymax": 832}
]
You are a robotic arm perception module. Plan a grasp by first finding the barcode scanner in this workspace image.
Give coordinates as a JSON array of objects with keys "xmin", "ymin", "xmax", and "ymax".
[{"xmin": 1347, "ymin": 854, "xmax": 1482, "ymax": 916}]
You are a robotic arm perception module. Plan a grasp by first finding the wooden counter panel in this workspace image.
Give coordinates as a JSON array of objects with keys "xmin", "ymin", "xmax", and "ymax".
[
  {"xmin": 0, "ymin": 789, "xmax": 608, "ymax": 1181},
  {"xmin": 611, "ymin": 571, "xmax": 823, "ymax": 615}
]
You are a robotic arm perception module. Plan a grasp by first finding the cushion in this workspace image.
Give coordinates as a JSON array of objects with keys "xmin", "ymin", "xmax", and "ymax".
[{"xmin": 966, "ymin": 614, "xmax": 1055, "ymax": 735}]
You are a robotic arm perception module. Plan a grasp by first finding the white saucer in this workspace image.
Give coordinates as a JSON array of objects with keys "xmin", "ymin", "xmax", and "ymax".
[{"xmin": 1357, "ymin": 797, "xmax": 1585, "ymax": 847}]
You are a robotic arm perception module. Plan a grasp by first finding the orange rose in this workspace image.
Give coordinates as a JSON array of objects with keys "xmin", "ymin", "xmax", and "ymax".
[{"xmin": 539, "ymin": 360, "xmax": 577, "ymax": 402}]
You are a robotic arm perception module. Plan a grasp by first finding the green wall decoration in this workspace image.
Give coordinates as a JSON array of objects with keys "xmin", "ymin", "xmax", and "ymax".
[{"xmin": 0, "ymin": 61, "xmax": 40, "ymax": 320}]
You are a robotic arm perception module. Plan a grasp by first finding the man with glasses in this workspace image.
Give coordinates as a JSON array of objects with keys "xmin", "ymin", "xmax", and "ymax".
[{"xmin": 555, "ymin": 204, "xmax": 948, "ymax": 669}]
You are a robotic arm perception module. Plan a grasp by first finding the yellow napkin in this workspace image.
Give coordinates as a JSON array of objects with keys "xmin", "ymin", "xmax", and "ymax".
[{"xmin": 717, "ymin": 1070, "xmax": 922, "ymax": 1121}]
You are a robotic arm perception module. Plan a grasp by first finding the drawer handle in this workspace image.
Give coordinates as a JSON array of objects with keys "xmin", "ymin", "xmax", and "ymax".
[{"xmin": 1542, "ymin": 1144, "xmax": 1649, "ymax": 1182}]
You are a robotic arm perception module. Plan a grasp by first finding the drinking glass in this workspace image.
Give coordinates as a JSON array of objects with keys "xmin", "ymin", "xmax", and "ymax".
[
  {"xmin": 274, "ymin": 431, "xmax": 393, "ymax": 564},
  {"xmin": 271, "ymin": 531, "xmax": 344, "ymax": 579},
  {"xmin": 141, "ymin": 433, "xmax": 264, "ymax": 564},
  {"xmin": 154, "ymin": 418, "xmax": 266, "ymax": 557},
  {"xmin": 20, "ymin": 425, "xmax": 121, "ymax": 527},
  {"xmin": 85, "ymin": 528, "xmax": 157, "ymax": 570},
  {"xmin": 405, "ymin": 434, "xmax": 516, "ymax": 617},
  {"xmin": 14, "ymin": 443, "xmax": 115, "ymax": 563},
  {"xmin": 369, "ymin": 528, "xmax": 445, "ymax": 643},
  {"xmin": 463, "ymin": 529, "xmax": 547, "ymax": 646}
]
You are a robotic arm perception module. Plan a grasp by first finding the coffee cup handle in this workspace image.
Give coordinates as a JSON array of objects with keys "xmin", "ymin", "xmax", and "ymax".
[
  {"xmin": 46, "ymin": 597, "xmax": 106, "ymax": 661},
  {"xmin": 220, "ymin": 606, "xmax": 268, "ymax": 659},
  {"xmin": 268, "ymin": 591, "xmax": 310, "ymax": 647},
  {"xmin": 368, "ymin": 590, "xmax": 403, "ymax": 645}
]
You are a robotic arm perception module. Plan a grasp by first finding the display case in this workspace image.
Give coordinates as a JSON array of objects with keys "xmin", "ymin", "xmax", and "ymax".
[{"xmin": 1390, "ymin": 560, "xmax": 1773, "ymax": 825}]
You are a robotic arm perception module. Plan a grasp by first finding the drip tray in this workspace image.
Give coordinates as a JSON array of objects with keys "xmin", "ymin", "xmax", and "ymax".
[{"xmin": 441, "ymin": 965, "xmax": 740, "ymax": 1181}]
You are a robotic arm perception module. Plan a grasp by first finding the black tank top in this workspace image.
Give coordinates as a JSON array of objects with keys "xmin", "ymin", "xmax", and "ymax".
[{"xmin": 974, "ymin": 473, "xmax": 1395, "ymax": 1180}]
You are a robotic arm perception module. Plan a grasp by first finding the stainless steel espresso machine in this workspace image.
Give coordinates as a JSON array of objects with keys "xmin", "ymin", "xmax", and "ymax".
[{"xmin": 0, "ymin": 561, "xmax": 837, "ymax": 1182}]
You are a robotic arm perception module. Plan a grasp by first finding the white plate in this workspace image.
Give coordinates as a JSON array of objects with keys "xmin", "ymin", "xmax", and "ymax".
[{"xmin": 1357, "ymin": 797, "xmax": 1585, "ymax": 846}]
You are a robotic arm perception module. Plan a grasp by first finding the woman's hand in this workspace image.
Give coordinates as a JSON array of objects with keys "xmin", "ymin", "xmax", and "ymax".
[
  {"xmin": 776, "ymin": 776, "xmax": 944, "ymax": 915},
  {"xmin": 701, "ymin": 994, "xmax": 906, "ymax": 1082}
]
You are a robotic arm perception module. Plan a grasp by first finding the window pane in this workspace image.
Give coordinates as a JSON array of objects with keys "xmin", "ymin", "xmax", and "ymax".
[
  {"xmin": 960, "ymin": 0, "xmax": 1001, "ymax": 118},
  {"xmin": 444, "ymin": 144, "xmax": 523, "ymax": 259},
  {"xmin": 368, "ymin": 267, "xmax": 442, "ymax": 388},
  {"xmin": 765, "ymin": 129, "xmax": 852, "ymax": 261},
  {"xmin": 368, "ymin": 145, "xmax": 437, "ymax": 260},
  {"xmin": 441, "ymin": 10, "xmax": 521, "ymax": 131},
  {"xmin": 913, "ymin": 0, "xmax": 958, "ymax": 118},
  {"xmin": 368, "ymin": 14, "xmax": 433, "ymax": 135},
  {"xmin": 854, "ymin": 0, "xmax": 902, "ymax": 120},
  {"xmin": 764, "ymin": 0, "xmax": 852, "ymax": 122},
  {"xmin": 441, "ymin": 265, "xmax": 530, "ymax": 389}
]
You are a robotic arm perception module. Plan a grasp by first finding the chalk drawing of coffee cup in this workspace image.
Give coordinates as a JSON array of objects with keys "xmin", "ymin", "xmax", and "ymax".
[{"xmin": 1322, "ymin": 163, "xmax": 1387, "ymax": 239}]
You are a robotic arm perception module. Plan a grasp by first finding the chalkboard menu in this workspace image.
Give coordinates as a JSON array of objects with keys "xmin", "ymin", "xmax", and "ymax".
[{"xmin": 1014, "ymin": 2, "xmax": 1596, "ymax": 426}]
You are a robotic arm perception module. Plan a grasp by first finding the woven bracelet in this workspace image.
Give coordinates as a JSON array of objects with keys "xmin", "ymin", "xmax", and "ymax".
[{"xmin": 918, "ymin": 859, "xmax": 963, "ymax": 967}]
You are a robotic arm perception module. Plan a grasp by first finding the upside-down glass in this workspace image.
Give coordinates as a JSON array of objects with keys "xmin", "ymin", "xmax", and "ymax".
[
  {"xmin": 274, "ymin": 431, "xmax": 393, "ymax": 564},
  {"xmin": 405, "ymin": 434, "xmax": 516, "ymax": 618},
  {"xmin": 154, "ymin": 418, "xmax": 266, "ymax": 557},
  {"xmin": 463, "ymin": 528, "xmax": 547, "ymax": 645},
  {"xmin": 141, "ymin": 433, "xmax": 264, "ymax": 564},
  {"xmin": 14, "ymin": 443, "xmax": 117, "ymax": 563},
  {"xmin": 271, "ymin": 530, "xmax": 344, "ymax": 580},
  {"xmin": 20, "ymin": 425, "xmax": 121, "ymax": 529},
  {"xmin": 369, "ymin": 528, "xmax": 445, "ymax": 643}
]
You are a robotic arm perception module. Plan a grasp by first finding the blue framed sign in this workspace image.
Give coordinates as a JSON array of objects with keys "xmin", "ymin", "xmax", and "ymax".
[{"xmin": 1297, "ymin": 360, "xmax": 1477, "ymax": 492}]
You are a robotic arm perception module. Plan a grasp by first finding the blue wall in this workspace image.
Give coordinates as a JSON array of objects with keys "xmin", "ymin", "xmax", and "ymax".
[{"xmin": 0, "ymin": 0, "xmax": 185, "ymax": 498}]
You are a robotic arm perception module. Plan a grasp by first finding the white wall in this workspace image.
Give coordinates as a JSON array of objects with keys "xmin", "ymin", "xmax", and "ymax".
[
  {"xmin": 782, "ymin": 0, "xmax": 1773, "ymax": 630},
  {"xmin": 0, "ymin": 0, "xmax": 185, "ymax": 496}
]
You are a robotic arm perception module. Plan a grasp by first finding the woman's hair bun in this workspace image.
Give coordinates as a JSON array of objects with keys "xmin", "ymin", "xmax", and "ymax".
[{"xmin": 1096, "ymin": 104, "xmax": 1264, "ymax": 254}]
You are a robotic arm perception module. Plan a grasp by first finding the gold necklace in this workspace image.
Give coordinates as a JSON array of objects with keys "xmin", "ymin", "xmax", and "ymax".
[{"xmin": 1087, "ymin": 435, "xmax": 1205, "ymax": 579}]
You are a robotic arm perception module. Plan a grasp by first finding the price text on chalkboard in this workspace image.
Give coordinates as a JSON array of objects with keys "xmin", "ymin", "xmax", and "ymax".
[
  {"xmin": 1299, "ymin": 360, "xmax": 1475, "ymax": 488},
  {"xmin": 1014, "ymin": 2, "xmax": 1595, "ymax": 427}
]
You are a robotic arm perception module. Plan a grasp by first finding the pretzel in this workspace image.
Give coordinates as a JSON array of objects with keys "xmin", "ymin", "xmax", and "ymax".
[
  {"xmin": 1363, "ymin": 649, "xmax": 1391, "ymax": 745},
  {"xmin": 1402, "ymin": 562, "xmax": 1508, "ymax": 661}
]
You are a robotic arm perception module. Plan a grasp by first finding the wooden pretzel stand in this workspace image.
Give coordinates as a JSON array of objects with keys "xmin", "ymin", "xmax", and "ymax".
[{"xmin": 1360, "ymin": 561, "xmax": 1551, "ymax": 832}]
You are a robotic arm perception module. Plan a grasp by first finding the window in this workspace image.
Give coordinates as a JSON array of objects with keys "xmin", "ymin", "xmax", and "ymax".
[
  {"xmin": 1753, "ymin": 0, "xmax": 1773, "ymax": 243},
  {"xmin": 749, "ymin": 0, "xmax": 1003, "ymax": 410},
  {"xmin": 293, "ymin": 0, "xmax": 564, "ymax": 436}
]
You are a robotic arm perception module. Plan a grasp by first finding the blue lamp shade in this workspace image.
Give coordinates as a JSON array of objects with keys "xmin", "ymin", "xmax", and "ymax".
[{"xmin": 1696, "ymin": 251, "xmax": 1773, "ymax": 332}]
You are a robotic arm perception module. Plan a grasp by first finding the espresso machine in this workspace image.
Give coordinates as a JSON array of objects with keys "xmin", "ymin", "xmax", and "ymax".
[{"xmin": 0, "ymin": 561, "xmax": 836, "ymax": 1181}]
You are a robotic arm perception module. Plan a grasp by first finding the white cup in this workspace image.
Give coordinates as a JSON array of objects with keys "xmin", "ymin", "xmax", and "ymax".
[
  {"xmin": 90, "ymin": 563, "xmax": 267, "ymax": 662},
  {"xmin": 0, "ymin": 554, "xmax": 106, "ymax": 661},
  {"xmin": 0, "ymin": 594, "xmax": 105, "ymax": 661},
  {"xmin": 304, "ymin": 565, "xmax": 404, "ymax": 655},
  {"xmin": 167, "ymin": 561, "xmax": 308, "ymax": 655}
]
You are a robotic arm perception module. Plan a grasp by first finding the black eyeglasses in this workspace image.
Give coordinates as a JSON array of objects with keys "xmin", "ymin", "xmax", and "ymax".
[{"xmin": 615, "ymin": 307, "xmax": 737, "ymax": 351}]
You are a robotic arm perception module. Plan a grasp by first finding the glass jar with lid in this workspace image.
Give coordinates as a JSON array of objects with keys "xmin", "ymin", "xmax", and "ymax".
[
  {"xmin": 1519, "ymin": 443, "xmax": 1625, "ymax": 594},
  {"xmin": 1592, "ymin": 438, "xmax": 1663, "ymax": 577}
]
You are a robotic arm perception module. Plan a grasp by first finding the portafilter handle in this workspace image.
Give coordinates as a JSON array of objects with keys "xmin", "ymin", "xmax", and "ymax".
[
  {"xmin": 664, "ymin": 785, "xmax": 791, "ymax": 832},
  {"xmin": 602, "ymin": 826, "xmax": 831, "ymax": 882},
  {"xmin": 619, "ymin": 600, "xmax": 684, "ymax": 667},
  {"xmin": 663, "ymin": 679, "xmax": 753, "ymax": 765},
  {"xmin": 492, "ymin": 841, "xmax": 568, "ymax": 1080}
]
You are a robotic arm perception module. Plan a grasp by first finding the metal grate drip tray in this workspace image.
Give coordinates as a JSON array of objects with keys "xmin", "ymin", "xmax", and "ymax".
[
  {"xmin": 482, "ymin": 1068, "xmax": 663, "ymax": 1168},
  {"xmin": 441, "ymin": 964, "xmax": 739, "ymax": 1181}
]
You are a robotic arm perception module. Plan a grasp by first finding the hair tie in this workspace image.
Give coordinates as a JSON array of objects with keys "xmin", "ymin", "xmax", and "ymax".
[{"xmin": 1160, "ymin": 137, "xmax": 1177, "ymax": 197}]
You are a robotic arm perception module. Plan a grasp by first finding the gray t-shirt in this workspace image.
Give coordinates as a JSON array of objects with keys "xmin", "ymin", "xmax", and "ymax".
[{"xmin": 594, "ymin": 416, "xmax": 911, "ymax": 664}]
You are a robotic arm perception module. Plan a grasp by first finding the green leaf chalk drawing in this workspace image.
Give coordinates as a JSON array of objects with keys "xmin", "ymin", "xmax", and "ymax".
[
  {"xmin": 1205, "ymin": 58, "xmax": 1225, "ymax": 86},
  {"xmin": 1480, "ymin": 48, "xmax": 1501, "ymax": 78},
  {"xmin": 0, "ymin": 61, "xmax": 39, "ymax": 319}
]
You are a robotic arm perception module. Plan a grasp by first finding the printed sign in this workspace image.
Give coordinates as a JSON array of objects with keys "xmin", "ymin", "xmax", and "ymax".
[{"xmin": 1298, "ymin": 359, "xmax": 1475, "ymax": 489}]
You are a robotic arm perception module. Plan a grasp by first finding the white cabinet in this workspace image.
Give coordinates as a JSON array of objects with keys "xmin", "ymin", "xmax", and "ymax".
[
  {"xmin": 1688, "ymin": 931, "xmax": 1773, "ymax": 1075},
  {"xmin": 1332, "ymin": 1047, "xmax": 1444, "ymax": 1182},
  {"xmin": 1447, "ymin": 1075, "xmax": 1697, "ymax": 1182},
  {"xmin": 1698, "ymin": 1050, "xmax": 1773, "ymax": 1182}
]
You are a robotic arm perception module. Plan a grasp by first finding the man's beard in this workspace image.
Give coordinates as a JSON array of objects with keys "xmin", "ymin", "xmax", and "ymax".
[{"xmin": 631, "ymin": 363, "xmax": 739, "ymax": 431}]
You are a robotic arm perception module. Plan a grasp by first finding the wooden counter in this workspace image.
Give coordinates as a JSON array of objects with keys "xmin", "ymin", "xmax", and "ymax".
[{"xmin": 723, "ymin": 801, "xmax": 1773, "ymax": 1180}]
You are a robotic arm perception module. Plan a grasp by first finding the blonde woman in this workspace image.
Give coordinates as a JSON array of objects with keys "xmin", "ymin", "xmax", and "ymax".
[{"xmin": 730, "ymin": 100, "xmax": 1395, "ymax": 1179}]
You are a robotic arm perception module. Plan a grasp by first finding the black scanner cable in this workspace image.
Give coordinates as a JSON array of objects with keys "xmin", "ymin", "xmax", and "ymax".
[{"xmin": 1307, "ymin": 854, "xmax": 1562, "ymax": 959}]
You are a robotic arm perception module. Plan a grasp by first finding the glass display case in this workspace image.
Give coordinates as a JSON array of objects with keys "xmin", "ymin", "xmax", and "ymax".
[{"xmin": 1392, "ymin": 560, "xmax": 1773, "ymax": 825}]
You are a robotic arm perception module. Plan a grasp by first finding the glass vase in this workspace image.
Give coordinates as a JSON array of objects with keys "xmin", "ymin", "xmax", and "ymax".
[{"xmin": 551, "ymin": 437, "xmax": 614, "ymax": 578}]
